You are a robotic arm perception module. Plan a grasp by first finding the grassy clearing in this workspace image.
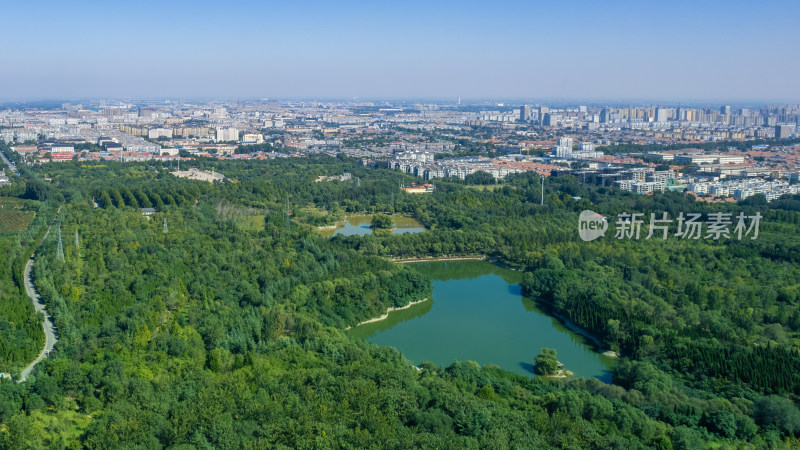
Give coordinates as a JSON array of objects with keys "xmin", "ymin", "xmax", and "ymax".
[
  {"xmin": 236, "ymin": 214, "xmax": 266, "ymax": 232},
  {"xmin": 30, "ymin": 406, "xmax": 93, "ymax": 445},
  {"xmin": 465, "ymin": 184, "xmax": 501, "ymax": 191}
]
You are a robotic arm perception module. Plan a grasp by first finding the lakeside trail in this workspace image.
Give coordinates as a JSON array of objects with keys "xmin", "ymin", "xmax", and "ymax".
[
  {"xmin": 345, "ymin": 298, "xmax": 429, "ymax": 330},
  {"xmin": 391, "ymin": 256, "xmax": 485, "ymax": 263},
  {"xmin": 18, "ymin": 205, "xmax": 62, "ymax": 383}
]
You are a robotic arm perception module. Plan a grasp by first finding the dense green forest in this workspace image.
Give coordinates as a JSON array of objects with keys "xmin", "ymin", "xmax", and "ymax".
[{"xmin": 1, "ymin": 155, "xmax": 799, "ymax": 448}]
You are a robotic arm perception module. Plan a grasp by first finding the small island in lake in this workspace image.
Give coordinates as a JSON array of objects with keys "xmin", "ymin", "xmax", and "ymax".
[{"xmin": 535, "ymin": 348, "xmax": 573, "ymax": 378}]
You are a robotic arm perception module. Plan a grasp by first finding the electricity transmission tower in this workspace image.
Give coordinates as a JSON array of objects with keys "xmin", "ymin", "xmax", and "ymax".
[
  {"xmin": 285, "ymin": 198, "xmax": 290, "ymax": 231},
  {"xmin": 540, "ymin": 176, "xmax": 544, "ymax": 206},
  {"xmin": 56, "ymin": 227, "xmax": 64, "ymax": 262}
]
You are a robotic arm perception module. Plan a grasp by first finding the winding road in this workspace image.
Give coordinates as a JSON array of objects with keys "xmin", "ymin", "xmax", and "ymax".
[{"xmin": 18, "ymin": 206, "xmax": 61, "ymax": 383}]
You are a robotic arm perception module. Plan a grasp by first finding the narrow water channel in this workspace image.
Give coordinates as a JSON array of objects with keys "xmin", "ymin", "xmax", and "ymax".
[{"xmin": 319, "ymin": 215, "xmax": 425, "ymax": 237}]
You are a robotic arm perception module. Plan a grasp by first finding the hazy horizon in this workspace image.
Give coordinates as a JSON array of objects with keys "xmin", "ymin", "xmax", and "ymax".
[
  {"xmin": 3, "ymin": 0, "xmax": 800, "ymax": 102},
  {"xmin": 0, "ymin": 97, "xmax": 791, "ymax": 109}
]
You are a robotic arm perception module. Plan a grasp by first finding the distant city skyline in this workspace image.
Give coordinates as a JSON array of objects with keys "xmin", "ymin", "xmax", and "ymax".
[
  {"xmin": 3, "ymin": 0, "xmax": 800, "ymax": 102},
  {"xmin": 1, "ymin": 98, "xmax": 795, "ymax": 111}
]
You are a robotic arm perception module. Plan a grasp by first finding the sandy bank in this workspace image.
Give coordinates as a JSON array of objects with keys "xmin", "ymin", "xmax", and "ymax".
[{"xmin": 346, "ymin": 298, "xmax": 429, "ymax": 330}]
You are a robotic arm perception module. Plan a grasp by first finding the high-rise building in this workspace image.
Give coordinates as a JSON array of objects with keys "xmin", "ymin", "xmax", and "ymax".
[
  {"xmin": 776, "ymin": 125, "xmax": 795, "ymax": 139},
  {"xmin": 538, "ymin": 106, "xmax": 549, "ymax": 124},
  {"xmin": 148, "ymin": 128, "xmax": 173, "ymax": 139},
  {"xmin": 720, "ymin": 105, "xmax": 731, "ymax": 115},
  {"xmin": 600, "ymin": 108, "xmax": 609, "ymax": 123},
  {"xmin": 215, "ymin": 128, "xmax": 239, "ymax": 142},
  {"xmin": 552, "ymin": 137, "xmax": 573, "ymax": 158},
  {"xmin": 520, "ymin": 105, "xmax": 531, "ymax": 122},
  {"xmin": 655, "ymin": 107, "xmax": 669, "ymax": 123},
  {"xmin": 543, "ymin": 113, "xmax": 561, "ymax": 126}
]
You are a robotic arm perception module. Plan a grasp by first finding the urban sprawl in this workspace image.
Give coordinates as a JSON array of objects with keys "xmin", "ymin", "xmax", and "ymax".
[{"xmin": 2, "ymin": 101, "xmax": 800, "ymax": 202}]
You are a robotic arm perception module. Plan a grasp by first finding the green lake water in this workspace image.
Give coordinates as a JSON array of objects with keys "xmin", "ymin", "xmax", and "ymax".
[
  {"xmin": 349, "ymin": 260, "xmax": 616, "ymax": 382},
  {"xmin": 320, "ymin": 215, "xmax": 425, "ymax": 237}
]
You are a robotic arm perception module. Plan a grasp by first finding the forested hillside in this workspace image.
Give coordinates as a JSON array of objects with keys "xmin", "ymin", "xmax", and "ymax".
[{"xmin": 1, "ymin": 156, "xmax": 799, "ymax": 448}]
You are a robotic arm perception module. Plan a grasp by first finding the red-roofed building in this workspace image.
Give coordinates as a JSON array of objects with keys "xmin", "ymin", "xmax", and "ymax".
[{"xmin": 50, "ymin": 152, "xmax": 74, "ymax": 162}]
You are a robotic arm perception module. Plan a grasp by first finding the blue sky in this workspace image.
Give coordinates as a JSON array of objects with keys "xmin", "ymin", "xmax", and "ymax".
[{"xmin": 2, "ymin": 0, "xmax": 799, "ymax": 102}]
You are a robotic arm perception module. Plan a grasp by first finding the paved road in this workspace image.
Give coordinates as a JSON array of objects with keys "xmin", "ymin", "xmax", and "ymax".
[
  {"xmin": 18, "ymin": 206, "xmax": 61, "ymax": 383},
  {"xmin": 0, "ymin": 147, "xmax": 17, "ymax": 172}
]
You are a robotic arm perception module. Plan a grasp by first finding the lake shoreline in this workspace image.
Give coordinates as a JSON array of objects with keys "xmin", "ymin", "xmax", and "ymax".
[
  {"xmin": 533, "ymin": 296, "xmax": 620, "ymax": 359},
  {"xmin": 345, "ymin": 297, "xmax": 429, "ymax": 330},
  {"xmin": 353, "ymin": 258, "xmax": 616, "ymax": 381}
]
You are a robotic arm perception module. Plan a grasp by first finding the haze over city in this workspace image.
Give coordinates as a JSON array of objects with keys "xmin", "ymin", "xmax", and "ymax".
[{"xmin": 3, "ymin": 0, "xmax": 800, "ymax": 102}]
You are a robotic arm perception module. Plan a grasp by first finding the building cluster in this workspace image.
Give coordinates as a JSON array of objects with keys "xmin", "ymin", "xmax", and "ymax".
[
  {"xmin": 315, "ymin": 173, "xmax": 352, "ymax": 182},
  {"xmin": 555, "ymin": 143, "xmax": 800, "ymax": 202},
  {"xmin": 0, "ymin": 100, "xmax": 797, "ymax": 205},
  {"xmin": 389, "ymin": 153, "xmax": 561, "ymax": 180},
  {"xmin": 171, "ymin": 168, "xmax": 225, "ymax": 183},
  {"xmin": 688, "ymin": 179, "xmax": 800, "ymax": 201},
  {"xmin": 552, "ymin": 166, "xmax": 679, "ymax": 194},
  {"xmin": 505, "ymin": 104, "xmax": 800, "ymax": 143},
  {"xmin": 550, "ymin": 137, "xmax": 604, "ymax": 159},
  {"xmin": 401, "ymin": 183, "xmax": 436, "ymax": 194},
  {"xmin": 613, "ymin": 170, "xmax": 678, "ymax": 194},
  {"xmin": 647, "ymin": 151, "xmax": 745, "ymax": 165}
]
